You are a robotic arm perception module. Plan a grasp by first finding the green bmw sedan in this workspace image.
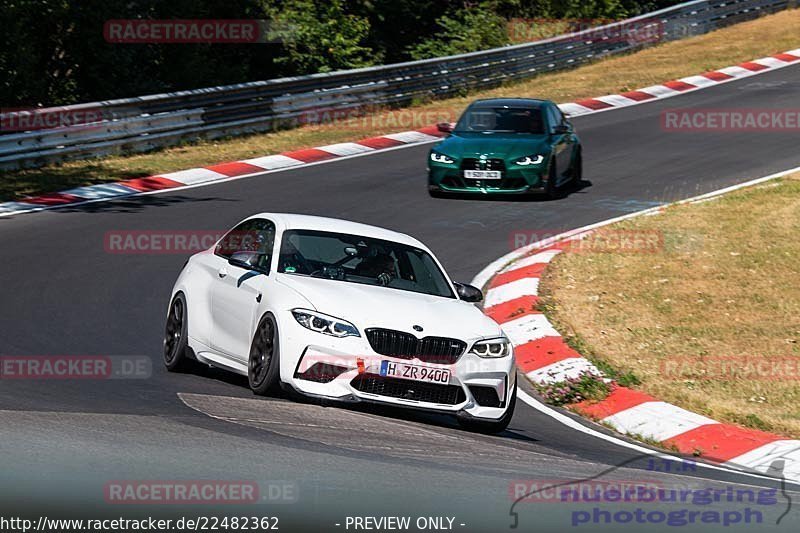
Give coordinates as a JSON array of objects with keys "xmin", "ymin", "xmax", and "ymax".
[{"xmin": 427, "ymin": 98, "xmax": 582, "ymax": 198}]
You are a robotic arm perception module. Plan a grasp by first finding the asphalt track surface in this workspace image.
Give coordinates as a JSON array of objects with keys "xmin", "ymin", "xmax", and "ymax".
[{"xmin": 1, "ymin": 64, "xmax": 800, "ymax": 532}]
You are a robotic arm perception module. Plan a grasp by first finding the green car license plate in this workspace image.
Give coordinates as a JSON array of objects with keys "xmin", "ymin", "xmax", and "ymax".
[{"xmin": 464, "ymin": 170, "xmax": 502, "ymax": 180}]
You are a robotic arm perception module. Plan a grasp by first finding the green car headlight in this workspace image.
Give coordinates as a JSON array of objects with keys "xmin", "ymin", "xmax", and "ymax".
[
  {"xmin": 430, "ymin": 152, "xmax": 455, "ymax": 164},
  {"xmin": 292, "ymin": 309, "xmax": 360, "ymax": 338},
  {"xmin": 515, "ymin": 154, "xmax": 545, "ymax": 166},
  {"xmin": 469, "ymin": 337, "xmax": 512, "ymax": 358}
]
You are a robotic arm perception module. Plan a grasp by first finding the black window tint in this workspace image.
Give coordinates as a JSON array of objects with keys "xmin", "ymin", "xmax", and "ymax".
[
  {"xmin": 455, "ymin": 107, "xmax": 545, "ymax": 134},
  {"xmin": 278, "ymin": 230, "xmax": 455, "ymax": 298},
  {"xmin": 215, "ymin": 219, "xmax": 275, "ymax": 259}
]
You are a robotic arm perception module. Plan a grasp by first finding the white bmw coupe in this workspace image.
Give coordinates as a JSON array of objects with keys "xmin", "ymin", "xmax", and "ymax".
[{"xmin": 164, "ymin": 214, "xmax": 516, "ymax": 432}]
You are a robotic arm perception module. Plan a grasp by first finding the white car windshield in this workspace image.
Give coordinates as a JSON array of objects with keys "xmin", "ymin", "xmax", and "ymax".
[{"xmin": 278, "ymin": 230, "xmax": 455, "ymax": 298}]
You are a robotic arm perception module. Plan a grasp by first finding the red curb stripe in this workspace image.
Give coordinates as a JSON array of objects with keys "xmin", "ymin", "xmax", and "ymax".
[
  {"xmin": 23, "ymin": 193, "xmax": 80, "ymax": 206},
  {"xmin": 701, "ymin": 71, "xmax": 733, "ymax": 82},
  {"xmin": 356, "ymin": 136, "xmax": 406, "ymax": 150},
  {"xmin": 282, "ymin": 148, "xmax": 337, "ymax": 163},
  {"xmin": 772, "ymin": 53, "xmax": 799, "ymax": 63},
  {"xmin": 120, "ymin": 176, "xmax": 183, "ymax": 192},
  {"xmin": 491, "ymin": 264, "xmax": 547, "ymax": 287},
  {"xmin": 572, "ymin": 385, "xmax": 656, "ymax": 420},
  {"xmin": 575, "ymin": 99, "xmax": 614, "ymax": 110},
  {"xmin": 416, "ymin": 125, "xmax": 447, "ymax": 137},
  {"xmin": 206, "ymin": 161, "xmax": 266, "ymax": 177},
  {"xmin": 515, "ymin": 337, "xmax": 580, "ymax": 374},
  {"xmin": 664, "ymin": 424, "xmax": 783, "ymax": 463},
  {"xmin": 663, "ymin": 80, "xmax": 696, "ymax": 92},
  {"xmin": 739, "ymin": 61, "xmax": 768, "ymax": 72},
  {"xmin": 620, "ymin": 91, "xmax": 656, "ymax": 102},
  {"xmin": 484, "ymin": 296, "xmax": 540, "ymax": 324}
]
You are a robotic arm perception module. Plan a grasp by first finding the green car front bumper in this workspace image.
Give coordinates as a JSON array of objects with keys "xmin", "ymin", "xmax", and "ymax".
[{"xmin": 428, "ymin": 160, "xmax": 548, "ymax": 194}]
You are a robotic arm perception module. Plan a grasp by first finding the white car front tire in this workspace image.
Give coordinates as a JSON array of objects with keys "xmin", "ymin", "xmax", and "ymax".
[
  {"xmin": 248, "ymin": 313, "xmax": 282, "ymax": 395},
  {"xmin": 164, "ymin": 292, "xmax": 192, "ymax": 372}
]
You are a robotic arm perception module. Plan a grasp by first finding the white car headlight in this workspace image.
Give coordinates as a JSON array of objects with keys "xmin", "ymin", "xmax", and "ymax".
[
  {"xmin": 469, "ymin": 337, "xmax": 511, "ymax": 358},
  {"xmin": 515, "ymin": 154, "xmax": 545, "ymax": 166},
  {"xmin": 430, "ymin": 152, "xmax": 455, "ymax": 164},
  {"xmin": 292, "ymin": 309, "xmax": 360, "ymax": 338}
]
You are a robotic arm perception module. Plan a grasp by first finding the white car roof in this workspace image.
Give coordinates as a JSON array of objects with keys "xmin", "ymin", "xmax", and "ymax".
[{"xmin": 248, "ymin": 213, "xmax": 427, "ymax": 249}]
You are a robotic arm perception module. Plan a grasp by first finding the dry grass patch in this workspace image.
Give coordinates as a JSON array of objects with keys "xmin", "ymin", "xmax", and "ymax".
[
  {"xmin": 2, "ymin": 8, "xmax": 799, "ymax": 201},
  {"xmin": 540, "ymin": 174, "xmax": 800, "ymax": 438}
]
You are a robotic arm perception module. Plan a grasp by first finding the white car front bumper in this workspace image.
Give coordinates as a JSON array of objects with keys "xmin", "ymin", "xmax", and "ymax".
[{"xmin": 279, "ymin": 313, "xmax": 515, "ymax": 421}]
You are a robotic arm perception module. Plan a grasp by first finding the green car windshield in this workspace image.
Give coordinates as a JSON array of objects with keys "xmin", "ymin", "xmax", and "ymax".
[{"xmin": 454, "ymin": 106, "xmax": 545, "ymax": 134}]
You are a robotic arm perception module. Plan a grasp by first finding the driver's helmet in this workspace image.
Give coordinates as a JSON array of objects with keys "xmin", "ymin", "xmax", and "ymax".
[{"xmin": 356, "ymin": 251, "xmax": 395, "ymax": 278}]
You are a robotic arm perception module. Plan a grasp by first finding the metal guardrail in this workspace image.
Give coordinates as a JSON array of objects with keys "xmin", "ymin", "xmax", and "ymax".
[{"xmin": 0, "ymin": 0, "xmax": 794, "ymax": 170}]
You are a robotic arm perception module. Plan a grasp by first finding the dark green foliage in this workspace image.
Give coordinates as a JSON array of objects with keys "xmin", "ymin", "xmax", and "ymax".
[{"xmin": 0, "ymin": 0, "xmax": 681, "ymax": 106}]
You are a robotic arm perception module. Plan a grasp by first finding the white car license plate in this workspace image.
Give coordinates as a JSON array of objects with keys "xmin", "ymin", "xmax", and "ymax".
[
  {"xmin": 464, "ymin": 170, "xmax": 501, "ymax": 180},
  {"xmin": 379, "ymin": 360, "xmax": 450, "ymax": 385}
]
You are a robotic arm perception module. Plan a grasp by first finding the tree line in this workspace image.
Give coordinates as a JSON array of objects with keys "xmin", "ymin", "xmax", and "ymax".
[{"xmin": 1, "ymin": 0, "xmax": 680, "ymax": 107}]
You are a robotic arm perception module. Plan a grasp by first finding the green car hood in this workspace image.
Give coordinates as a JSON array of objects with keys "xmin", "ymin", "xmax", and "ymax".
[{"xmin": 434, "ymin": 132, "xmax": 551, "ymax": 160}]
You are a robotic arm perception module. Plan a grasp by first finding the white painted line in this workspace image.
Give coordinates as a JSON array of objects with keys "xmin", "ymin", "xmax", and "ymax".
[
  {"xmin": 637, "ymin": 85, "xmax": 681, "ymax": 98},
  {"xmin": 558, "ymin": 103, "xmax": 595, "ymax": 116},
  {"xmin": 383, "ymin": 131, "xmax": 439, "ymax": 143},
  {"xmin": 0, "ymin": 138, "xmax": 442, "ymax": 219},
  {"xmin": 501, "ymin": 314, "xmax": 560, "ymax": 346},
  {"xmin": 159, "ymin": 168, "xmax": 228, "ymax": 186},
  {"xmin": 594, "ymin": 94, "xmax": 639, "ymax": 107},
  {"xmin": 752, "ymin": 57, "xmax": 788, "ymax": 69},
  {"xmin": 317, "ymin": 142, "xmax": 375, "ymax": 156},
  {"xmin": 786, "ymin": 49, "xmax": 800, "ymax": 57},
  {"xmin": 716, "ymin": 66, "xmax": 754, "ymax": 78},
  {"xmin": 484, "ymin": 278, "xmax": 539, "ymax": 307},
  {"xmin": 515, "ymin": 389, "xmax": 800, "ymax": 486},
  {"xmin": 726, "ymin": 440, "xmax": 800, "ymax": 481},
  {"xmin": 678, "ymin": 75, "xmax": 718, "ymax": 88},
  {"xmin": 62, "ymin": 183, "xmax": 138, "ymax": 199},
  {"xmin": 240, "ymin": 154, "xmax": 305, "ymax": 169},
  {"xmin": 500, "ymin": 250, "xmax": 562, "ymax": 273},
  {"xmin": 603, "ymin": 402, "xmax": 719, "ymax": 442},
  {"xmin": 527, "ymin": 357, "xmax": 602, "ymax": 384},
  {"xmin": 0, "ymin": 202, "xmax": 38, "ymax": 215}
]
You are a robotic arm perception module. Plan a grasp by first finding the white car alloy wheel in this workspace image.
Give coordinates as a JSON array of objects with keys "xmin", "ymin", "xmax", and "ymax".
[
  {"xmin": 249, "ymin": 314, "xmax": 281, "ymax": 395},
  {"xmin": 163, "ymin": 292, "xmax": 190, "ymax": 372}
]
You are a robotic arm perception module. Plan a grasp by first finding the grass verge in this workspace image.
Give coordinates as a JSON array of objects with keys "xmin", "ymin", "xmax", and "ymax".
[
  {"xmin": 539, "ymin": 173, "xmax": 800, "ymax": 438},
  {"xmin": 535, "ymin": 372, "xmax": 611, "ymax": 406},
  {"xmin": 1, "ymin": 9, "xmax": 798, "ymax": 202}
]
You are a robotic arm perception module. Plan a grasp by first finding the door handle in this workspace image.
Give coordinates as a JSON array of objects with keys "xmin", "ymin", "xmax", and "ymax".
[{"xmin": 218, "ymin": 268, "xmax": 227, "ymax": 278}]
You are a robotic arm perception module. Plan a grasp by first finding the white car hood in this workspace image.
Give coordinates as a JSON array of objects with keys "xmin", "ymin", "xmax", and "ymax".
[{"xmin": 276, "ymin": 274, "xmax": 502, "ymax": 341}]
